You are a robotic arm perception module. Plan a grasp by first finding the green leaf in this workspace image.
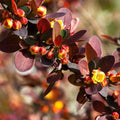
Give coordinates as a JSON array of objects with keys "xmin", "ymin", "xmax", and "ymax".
[
  {"xmin": 20, "ymin": 6, "xmax": 31, "ymax": 15},
  {"xmin": 24, "ymin": 36, "xmax": 37, "ymax": 45}
]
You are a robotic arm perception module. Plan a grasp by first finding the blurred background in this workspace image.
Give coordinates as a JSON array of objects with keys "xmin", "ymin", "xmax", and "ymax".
[{"xmin": 0, "ymin": 0, "xmax": 120, "ymax": 120}]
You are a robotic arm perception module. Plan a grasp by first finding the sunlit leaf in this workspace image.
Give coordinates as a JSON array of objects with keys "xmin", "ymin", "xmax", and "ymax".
[
  {"xmin": 98, "ymin": 55, "xmax": 115, "ymax": 73},
  {"xmin": 56, "ymin": 8, "xmax": 72, "ymax": 29},
  {"xmin": 15, "ymin": 49, "xmax": 35, "ymax": 72},
  {"xmin": 46, "ymin": 12, "xmax": 65, "ymax": 19},
  {"xmin": 78, "ymin": 59, "xmax": 89, "ymax": 75},
  {"xmin": 0, "ymin": 35, "xmax": 21, "ymax": 53},
  {"xmin": 70, "ymin": 18, "xmax": 79, "ymax": 33},
  {"xmin": 112, "ymin": 49, "xmax": 119, "ymax": 64},
  {"xmin": 85, "ymin": 43, "xmax": 97, "ymax": 63},
  {"xmin": 89, "ymin": 36, "xmax": 102, "ymax": 57},
  {"xmin": 53, "ymin": 21, "xmax": 61, "ymax": 42}
]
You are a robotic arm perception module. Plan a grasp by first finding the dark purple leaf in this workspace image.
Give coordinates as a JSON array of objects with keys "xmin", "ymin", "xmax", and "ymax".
[
  {"xmin": 46, "ymin": 12, "xmax": 65, "ymax": 19},
  {"xmin": 0, "ymin": 35, "xmax": 21, "ymax": 53},
  {"xmin": 113, "ymin": 62, "xmax": 120, "ymax": 69},
  {"xmin": 98, "ymin": 55, "xmax": 115, "ymax": 73},
  {"xmin": 40, "ymin": 56, "xmax": 53, "ymax": 66},
  {"xmin": 89, "ymin": 36, "xmax": 102, "ymax": 58},
  {"xmin": 85, "ymin": 83, "xmax": 103, "ymax": 95},
  {"xmin": 15, "ymin": 49, "xmax": 35, "ymax": 72},
  {"xmin": 41, "ymin": 82, "xmax": 55, "ymax": 98},
  {"xmin": 56, "ymin": 8, "xmax": 72, "ymax": 29},
  {"xmin": 47, "ymin": 72, "xmax": 63, "ymax": 83},
  {"xmin": 92, "ymin": 101, "xmax": 105, "ymax": 113},
  {"xmin": 78, "ymin": 59, "xmax": 89, "ymax": 75},
  {"xmin": 37, "ymin": 18, "xmax": 51, "ymax": 34},
  {"xmin": 67, "ymin": 62, "xmax": 80, "ymax": 74},
  {"xmin": 77, "ymin": 87, "xmax": 87, "ymax": 104},
  {"xmin": 85, "ymin": 43, "xmax": 97, "ymax": 63},
  {"xmin": 13, "ymin": 26, "xmax": 28, "ymax": 37},
  {"xmin": 63, "ymin": 30, "xmax": 86, "ymax": 45},
  {"xmin": 68, "ymin": 74, "xmax": 82, "ymax": 86},
  {"xmin": 117, "ymin": 93, "xmax": 120, "ymax": 107},
  {"xmin": 88, "ymin": 60, "xmax": 96, "ymax": 74}
]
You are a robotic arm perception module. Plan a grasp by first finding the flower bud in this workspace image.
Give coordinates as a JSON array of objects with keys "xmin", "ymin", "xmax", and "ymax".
[
  {"xmin": 20, "ymin": 17, "xmax": 28, "ymax": 25},
  {"xmin": 61, "ymin": 58, "xmax": 68, "ymax": 65},
  {"xmin": 84, "ymin": 76, "xmax": 92, "ymax": 84},
  {"xmin": 58, "ymin": 49, "xmax": 67, "ymax": 59},
  {"xmin": 13, "ymin": 20, "xmax": 22, "ymax": 30},
  {"xmin": 17, "ymin": 9, "xmax": 25, "ymax": 17},
  {"xmin": 62, "ymin": 45, "xmax": 69, "ymax": 53},
  {"xmin": 3, "ymin": 18, "xmax": 13, "ymax": 29},
  {"xmin": 37, "ymin": 6, "xmax": 47, "ymax": 17},
  {"xmin": 112, "ymin": 112, "xmax": 119, "ymax": 120},
  {"xmin": 113, "ymin": 91, "xmax": 119, "ymax": 99},
  {"xmin": 29, "ymin": 45, "xmax": 40, "ymax": 55},
  {"xmin": 47, "ymin": 50, "xmax": 54, "ymax": 59},
  {"xmin": 2, "ymin": 10, "xmax": 9, "ymax": 19},
  {"xmin": 39, "ymin": 46, "xmax": 47, "ymax": 55}
]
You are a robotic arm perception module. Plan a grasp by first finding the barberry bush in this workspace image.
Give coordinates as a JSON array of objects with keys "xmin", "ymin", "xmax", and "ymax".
[{"xmin": 0, "ymin": 0, "xmax": 120, "ymax": 120}]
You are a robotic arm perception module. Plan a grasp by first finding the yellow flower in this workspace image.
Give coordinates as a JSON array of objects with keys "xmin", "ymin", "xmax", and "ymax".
[
  {"xmin": 51, "ymin": 20, "xmax": 65, "ymax": 29},
  {"xmin": 92, "ymin": 69, "xmax": 105, "ymax": 84}
]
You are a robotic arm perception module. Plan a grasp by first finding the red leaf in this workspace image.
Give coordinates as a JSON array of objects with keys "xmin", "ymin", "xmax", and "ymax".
[
  {"xmin": 92, "ymin": 101, "xmax": 105, "ymax": 113},
  {"xmin": 85, "ymin": 43, "xmax": 97, "ymax": 63},
  {"xmin": 37, "ymin": 18, "xmax": 51, "ymax": 34},
  {"xmin": 12, "ymin": 0, "xmax": 18, "ymax": 15},
  {"xmin": 15, "ymin": 49, "xmax": 35, "ymax": 72},
  {"xmin": 89, "ymin": 36, "xmax": 102, "ymax": 58},
  {"xmin": 29, "ymin": 0, "xmax": 45, "ymax": 14},
  {"xmin": 56, "ymin": 8, "xmax": 72, "ymax": 29},
  {"xmin": 78, "ymin": 59, "xmax": 89, "ymax": 75},
  {"xmin": 54, "ymin": 35, "xmax": 63, "ymax": 47}
]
